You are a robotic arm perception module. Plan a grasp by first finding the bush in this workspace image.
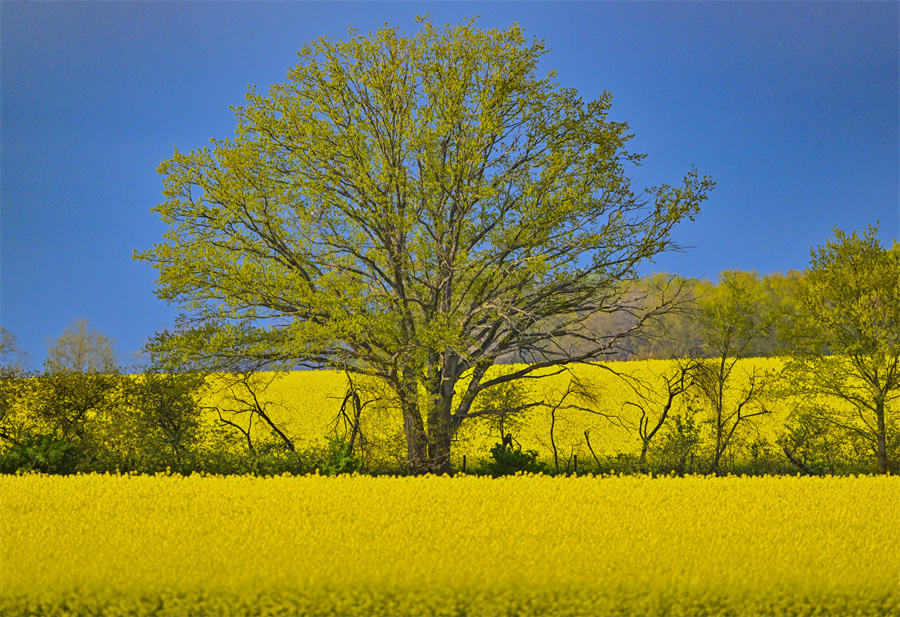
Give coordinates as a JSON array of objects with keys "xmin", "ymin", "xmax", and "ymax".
[
  {"xmin": 30, "ymin": 370, "xmax": 124, "ymax": 442},
  {"xmin": 481, "ymin": 441, "xmax": 546, "ymax": 477},
  {"xmin": 777, "ymin": 406, "xmax": 882, "ymax": 476},
  {"xmin": 652, "ymin": 409, "xmax": 703, "ymax": 475},
  {"xmin": 314, "ymin": 436, "xmax": 363, "ymax": 475},
  {"xmin": 0, "ymin": 433, "xmax": 82, "ymax": 474}
]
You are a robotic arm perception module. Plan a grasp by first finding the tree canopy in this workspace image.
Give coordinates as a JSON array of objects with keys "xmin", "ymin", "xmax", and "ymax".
[
  {"xmin": 0, "ymin": 327, "xmax": 30, "ymax": 373},
  {"xmin": 782, "ymin": 225, "xmax": 900, "ymax": 473},
  {"xmin": 136, "ymin": 17, "xmax": 713, "ymax": 472},
  {"xmin": 45, "ymin": 318, "xmax": 118, "ymax": 373}
]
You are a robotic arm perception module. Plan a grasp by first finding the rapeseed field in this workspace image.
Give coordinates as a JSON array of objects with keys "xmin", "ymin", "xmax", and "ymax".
[
  {"xmin": 2, "ymin": 473, "xmax": 897, "ymax": 616},
  {"xmin": 204, "ymin": 359, "xmax": 798, "ymax": 469}
]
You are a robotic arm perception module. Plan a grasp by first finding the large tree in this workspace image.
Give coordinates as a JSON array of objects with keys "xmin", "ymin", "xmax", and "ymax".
[
  {"xmin": 782, "ymin": 225, "xmax": 900, "ymax": 473},
  {"xmin": 136, "ymin": 18, "xmax": 713, "ymax": 473}
]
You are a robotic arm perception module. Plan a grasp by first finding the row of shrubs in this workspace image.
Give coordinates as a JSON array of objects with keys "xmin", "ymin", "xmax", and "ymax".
[
  {"xmin": 1, "ymin": 367, "xmax": 891, "ymax": 477},
  {"xmin": 2, "ymin": 429, "xmax": 885, "ymax": 477},
  {"xmin": 0, "ymin": 368, "xmax": 375, "ymax": 476}
]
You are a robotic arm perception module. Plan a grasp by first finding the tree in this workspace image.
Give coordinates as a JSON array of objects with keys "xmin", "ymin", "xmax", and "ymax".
[
  {"xmin": 626, "ymin": 271, "xmax": 804, "ymax": 361},
  {"xmin": 0, "ymin": 328, "xmax": 32, "ymax": 448},
  {"xmin": 31, "ymin": 369, "xmax": 123, "ymax": 443},
  {"xmin": 136, "ymin": 18, "xmax": 713, "ymax": 473},
  {"xmin": 782, "ymin": 225, "xmax": 900, "ymax": 473},
  {"xmin": 623, "ymin": 359, "xmax": 697, "ymax": 469},
  {"xmin": 209, "ymin": 369, "xmax": 297, "ymax": 456},
  {"xmin": 692, "ymin": 271, "xmax": 774, "ymax": 474},
  {"xmin": 123, "ymin": 371, "xmax": 208, "ymax": 468},
  {"xmin": 37, "ymin": 319, "xmax": 120, "ymax": 453},
  {"xmin": 529, "ymin": 274, "xmax": 704, "ymax": 362},
  {"xmin": 1, "ymin": 327, "xmax": 30, "ymax": 372},
  {"xmin": 46, "ymin": 318, "xmax": 118, "ymax": 373}
]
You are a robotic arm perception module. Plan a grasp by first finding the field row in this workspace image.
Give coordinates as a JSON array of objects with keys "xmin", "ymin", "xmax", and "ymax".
[{"xmin": 2, "ymin": 473, "xmax": 898, "ymax": 616}]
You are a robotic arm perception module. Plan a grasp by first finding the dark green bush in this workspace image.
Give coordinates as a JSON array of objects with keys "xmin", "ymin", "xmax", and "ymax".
[
  {"xmin": 0, "ymin": 433, "xmax": 82, "ymax": 474},
  {"xmin": 481, "ymin": 441, "xmax": 546, "ymax": 477}
]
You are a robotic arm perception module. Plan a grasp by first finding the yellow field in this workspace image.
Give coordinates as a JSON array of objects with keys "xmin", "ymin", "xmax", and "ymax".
[
  {"xmin": 204, "ymin": 359, "xmax": 799, "ymax": 468},
  {"xmin": 2, "ymin": 473, "xmax": 897, "ymax": 616}
]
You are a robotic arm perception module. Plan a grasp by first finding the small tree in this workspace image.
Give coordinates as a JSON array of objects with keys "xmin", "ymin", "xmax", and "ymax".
[
  {"xmin": 655, "ymin": 405, "xmax": 703, "ymax": 475},
  {"xmin": 30, "ymin": 321, "xmax": 123, "ymax": 463},
  {"xmin": 623, "ymin": 359, "xmax": 697, "ymax": 469},
  {"xmin": 124, "ymin": 371, "xmax": 208, "ymax": 468},
  {"xmin": 46, "ymin": 318, "xmax": 118, "ymax": 373},
  {"xmin": 0, "ymin": 329, "xmax": 111, "ymax": 473},
  {"xmin": 782, "ymin": 225, "xmax": 900, "ymax": 473},
  {"xmin": 0, "ymin": 328, "xmax": 32, "ymax": 449},
  {"xmin": 693, "ymin": 272, "xmax": 775, "ymax": 474},
  {"xmin": 777, "ymin": 403, "xmax": 872, "ymax": 475},
  {"xmin": 30, "ymin": 369, "xmax": 123, "ymax": 444}
]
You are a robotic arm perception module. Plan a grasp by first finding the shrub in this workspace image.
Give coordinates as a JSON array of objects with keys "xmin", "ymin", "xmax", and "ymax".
[
  {"xmin": 0, "ymin": 433, "xmax": 82, "ymax": 474},
  {"xmin": 653, "ymin": 408, "xmax": 703, "ymax": 475},
  {"xmin": 481, "ymin": 441, "xmax": 546, "ymax": 477},
  {"xmin": 314, "ymin": 436, "xmax": 363, "ymax": 475}
]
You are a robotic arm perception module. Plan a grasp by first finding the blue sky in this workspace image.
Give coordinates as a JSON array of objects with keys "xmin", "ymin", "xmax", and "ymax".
[{"xmin": 2, "ymin": 1, "xmax": 898, "ymax": 367}]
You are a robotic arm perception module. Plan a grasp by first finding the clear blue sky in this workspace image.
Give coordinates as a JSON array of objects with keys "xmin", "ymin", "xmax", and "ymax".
[{"xmin": 2, "ymin": 1, "xmax": 898, "ymax": 368}]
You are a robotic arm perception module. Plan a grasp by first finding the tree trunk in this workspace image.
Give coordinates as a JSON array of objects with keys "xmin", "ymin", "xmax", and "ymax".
[
  {"xmin": 550, "ymin": 405, "xmax": 560, "ymax": 475},
  {"xmin": 416, "ymin": 354, "xmax": 461, "ymax": 474},
  {"xmin": 427, "ymin": 420, "xmax": 452, "ymax": 474},
  {"xmin": 400, "ymin": 393, "xmax": 429, "ymax": 474},
  {"xmin": 712, "ymin": 404, "xmax": 724, "ymax": 475},
  {"xmin": 425, "ymin": 365, "xmax": 457, "ymax": 474},
  {"xmin": 399, "ymin": 367, "xmax": 460, "ymax": 475},
  {"xmin": 639, "ymin": 440, "xmax": 650, "ymax": 469},
  {"xmin": 876, "ymin": 397, "xmax": 887, "ymax": 474}
]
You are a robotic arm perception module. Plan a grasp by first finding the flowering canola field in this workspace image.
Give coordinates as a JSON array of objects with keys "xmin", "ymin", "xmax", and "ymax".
[
  {"xmin": 2, "ymin": 473, "xmax": 897, "ymax": 616},
  {"xmin": 205, "ymin": 359, "xmax": 800, "ymax": 467}
]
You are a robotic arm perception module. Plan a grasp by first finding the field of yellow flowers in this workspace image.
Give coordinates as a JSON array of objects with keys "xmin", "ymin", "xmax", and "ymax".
[
  {"xmin": 205, "ymin": 359, "xmax": 801, "ymax": 468},
  {"xmin": 2, "ymin": 473, "xmax": 897, "ymax": 616}
]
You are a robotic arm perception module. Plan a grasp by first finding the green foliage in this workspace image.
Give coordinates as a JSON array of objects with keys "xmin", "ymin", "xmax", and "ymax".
[
  {"xmin": 782, "ymin": 225, "xmax": 900, "ymax": 473},
  {"xmin": 0, "ymin": 433, "xmax": 82, "ymax": 474},
  {"xmin": 0, "ymin": 352, "xmax": 211, "ymax": 475},
  {"xmin": 0, "ymin": 358, "xmax": 886, "ymax": 477},
  {"xmin": 470, "ymin": 380, "xmax": 530, "ymax": 441},
  {"xmin": 481, "ymin": 441, "xmax": 546, "ymax": 477},
  {"xmin": 314, "ymin": 436, "xmax": 364, "ymax": 476},
  {"xmin": 697, "ymin": 271, "xmax": 775, "ymax": 360},
  {"xmin": 653, "ymin": 408, "xmax": 703, "ymax": 475},
  {"xmin": 0, "ymin": 368, "xmax": 32, "ymax": 448},
  {"xmin": 31, "ymin": 369, "xmax": 124, "ymax": 442},
  {"xmin": 788, "ymin": 225, "xmax": 900, "ymax": 358},
  {"xmin": 779, "ymin": 404, "xmax": 893, "ymax": 475},
  {"xmin": 135, "ymin": 16, "xmax": 713, "ymax": 473},
  {"xmin": 691, "ymin": 272, "xmax": 777, "ymax": 473},
  {"xmin": 124, "ymin": 372, "xmax": 206, "ymax": 462}
]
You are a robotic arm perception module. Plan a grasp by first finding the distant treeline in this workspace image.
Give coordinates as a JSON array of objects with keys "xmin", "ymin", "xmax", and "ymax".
[{"xmin": 514, "ymin": 270, "xmax": 804, "ymax": 362}]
